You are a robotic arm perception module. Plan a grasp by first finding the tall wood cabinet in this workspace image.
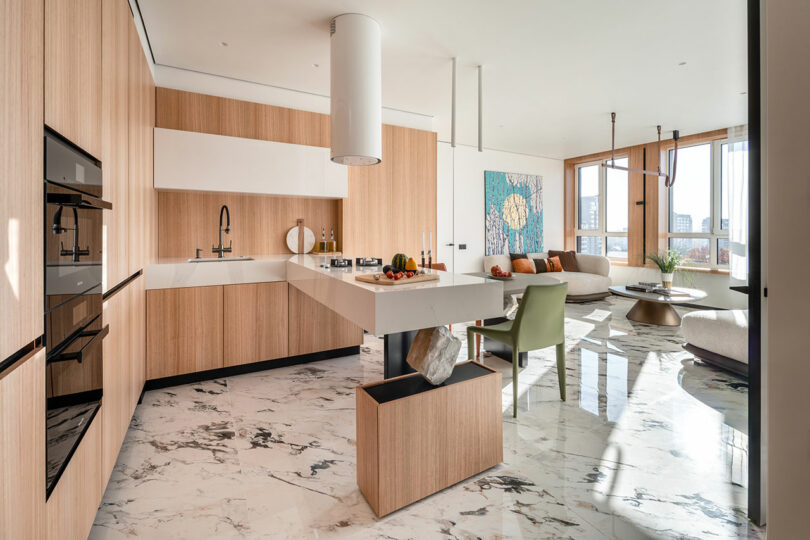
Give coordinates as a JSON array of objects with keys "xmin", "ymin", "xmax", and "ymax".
[
  {"xmin": 0, "ymin": 0, "xmax": 44, "ymax": 360},
  {"xmin": 102, "ymin": 0, "xmax": 130, "ymax": 290},
  {"xmin": 0, "ymin": 348, "xmax": 46, "ymax": 539},
  {"xmin": 45, "ymin": 0, "xmax": 102, "ymax": 158}
]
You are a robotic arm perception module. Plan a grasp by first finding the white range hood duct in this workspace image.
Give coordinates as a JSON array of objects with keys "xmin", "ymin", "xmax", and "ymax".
[{"xmin": 330, "ymin": 13, "xmax": 382, "ymax": 166}]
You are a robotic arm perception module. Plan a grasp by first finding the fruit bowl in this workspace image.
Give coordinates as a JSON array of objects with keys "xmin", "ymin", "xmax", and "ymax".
[{"xmin": 487, "ymin": 273, "xmax": 514, "ymax": 281}]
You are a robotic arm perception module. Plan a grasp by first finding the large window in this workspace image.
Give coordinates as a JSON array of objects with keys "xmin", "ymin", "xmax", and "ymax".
[
  {"xmin": 575, "ymin": 158, "xmax": 628, "ymax": 259},
  {"xmin": 667, "ymin": 141, "xmax": 740, "ymax": 268}
]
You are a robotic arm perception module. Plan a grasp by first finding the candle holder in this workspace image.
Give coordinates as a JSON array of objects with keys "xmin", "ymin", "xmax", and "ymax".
[
  {"xmin": 421, "ymin": 250, "xmax": 425, "ymax": 269},
  {"xmin": 428, "ymin": 250, "xmax": 432, "ymax": 269}
]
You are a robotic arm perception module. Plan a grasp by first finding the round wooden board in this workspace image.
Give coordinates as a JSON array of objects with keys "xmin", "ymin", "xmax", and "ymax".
[{"xmin": 286, "ymin": 226, "xmax": 315, "ymax": 253}]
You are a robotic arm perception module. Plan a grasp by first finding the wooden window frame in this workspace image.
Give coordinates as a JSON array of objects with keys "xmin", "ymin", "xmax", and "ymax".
[{"xmin": 574, "ymin": 156, "xmax": 629, "ymax": 260}]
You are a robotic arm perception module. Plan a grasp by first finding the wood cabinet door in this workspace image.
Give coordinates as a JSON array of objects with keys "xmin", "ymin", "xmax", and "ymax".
[
  {"xmin": 45, "ymin": 0, "xmax": 102, "ymax": 158},
  {"xmin": 1, "ymin": 0, "xmax": 44, "ymax": 360},
  {"xmin": 101, "ymin": 0, "xmax": 130, "ymax": 291},
  {"xmin": 46, "ymin": 408, "xmax": 103, "ymax": 540},
  {"xmin": 288, "ymin": 285, "xmax": 364, "ymax": 356},
  {"xmin": 146, "ymin": 286, "xmax": 224, "ymax": 379},
  {"xmin": 127, "ymin": 16, "xmax": 145, "ymax": 275},
  {"xmin": 101, "ymin": 280, "xmax": 131, "ymax": 481},
  {"xmin": 0, "ymin": 348, "xmax": 46, "ymax": 540},
  {"xmin": 224, "ymin": 282, "xmax": 288, "ymax": 366},
  {"xmin": 129, "ymin": 276, "xmax": 146, "ymax": 411}
]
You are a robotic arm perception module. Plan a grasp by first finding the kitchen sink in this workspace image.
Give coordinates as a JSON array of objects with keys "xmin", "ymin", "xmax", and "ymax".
[{"xmin": 187, "ymin": 256, "xmax": 255, "ymax": 263}]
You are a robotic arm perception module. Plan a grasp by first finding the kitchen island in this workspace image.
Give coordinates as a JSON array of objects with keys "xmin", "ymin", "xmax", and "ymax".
[{"xmin": 145, "ymin": 255, "xmax": 504, "ymax": 378}]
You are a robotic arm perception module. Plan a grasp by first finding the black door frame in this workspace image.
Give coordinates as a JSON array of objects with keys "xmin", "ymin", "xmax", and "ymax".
[{"xmin": 746, "ymin": 0, "xmax": 764, "ymax": 526}]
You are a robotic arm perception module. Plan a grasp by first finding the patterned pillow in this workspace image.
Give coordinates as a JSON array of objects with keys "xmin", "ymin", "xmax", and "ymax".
[{"xmin": 535, "ymin": 256, "xmax": 563, "ymax": 272}]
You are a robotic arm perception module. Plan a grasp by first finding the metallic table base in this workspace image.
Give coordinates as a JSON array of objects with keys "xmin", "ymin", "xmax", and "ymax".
[{"xmin": 626, "ymin": 299, "xmax": 682, "ymax": 326}]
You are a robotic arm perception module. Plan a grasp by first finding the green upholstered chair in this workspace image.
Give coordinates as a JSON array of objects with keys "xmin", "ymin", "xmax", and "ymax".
[{"xmin": 467, "ymin": 282, "xmax": 567, "ymax": 418}]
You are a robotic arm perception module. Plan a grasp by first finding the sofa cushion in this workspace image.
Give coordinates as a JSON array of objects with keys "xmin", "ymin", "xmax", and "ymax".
[
  {"xmin": 574, "ymin": 253, "xmax": 610, "ymax": 277},
  {"xmin": 546, "ymin": 271, "xmax": 612, "ymax": 296},
  {"xmin": 682, "ymin": 310, "xmax": 748, "ymax": 364},
  {"xmin": 512, "ymin": 258, "xmax": 535, "ymax": 274},
  {"xmin": 549, "ymin": 250, "xmax": 579, "ymax": 272},
  {"xmin": 510, "ymin": 253, "xmax": 536, "ymax": 272}
]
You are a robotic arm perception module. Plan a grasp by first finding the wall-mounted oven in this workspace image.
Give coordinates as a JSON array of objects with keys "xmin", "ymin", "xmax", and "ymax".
[{"xmin": 44, "ymin": 129, "xmax": 110, "ymax": 497}]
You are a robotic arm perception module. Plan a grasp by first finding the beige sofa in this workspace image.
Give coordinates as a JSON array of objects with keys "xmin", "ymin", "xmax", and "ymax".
[{"xmin": 483, "ymin": 252, "xmax": 612, "ymax": 302}]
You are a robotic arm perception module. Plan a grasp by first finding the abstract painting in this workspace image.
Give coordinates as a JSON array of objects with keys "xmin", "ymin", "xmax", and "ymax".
[{"xmin": 484, "ymin": 171, "xmax": 543, "ymax": 255}]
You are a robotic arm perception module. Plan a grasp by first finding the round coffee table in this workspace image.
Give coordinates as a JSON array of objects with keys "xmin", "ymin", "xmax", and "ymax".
[{"xmin": 609, "ymin": 285, "xmax": 707, "ymax": 326}]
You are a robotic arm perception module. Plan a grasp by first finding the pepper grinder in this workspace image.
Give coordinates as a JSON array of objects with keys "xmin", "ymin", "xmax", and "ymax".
[
  {"xmin": 428, "ymin": 231, "xmax": 432, "ymax": 269},
  {"xmin": 421, "ymin": 232, "xmax": 426, "ymax": 268}
]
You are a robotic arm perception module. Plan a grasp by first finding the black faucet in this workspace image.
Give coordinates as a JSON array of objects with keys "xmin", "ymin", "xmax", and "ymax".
[
  {"xmin": 53, "ymin": 205, "xmax": 89, "ymax": 263},
  {"xmin": 212, "ymin": 204, "xmax": 232, "ymax": 258}
]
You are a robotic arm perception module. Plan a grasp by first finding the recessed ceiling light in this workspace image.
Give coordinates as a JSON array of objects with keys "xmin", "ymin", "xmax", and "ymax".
[
  {"xmin": 220, "ymin": 41, "xmax": 229, "ymax": 47},
  {"xmin": 678, "ymin": 61, "xmax": 687, "ymax": 66}
]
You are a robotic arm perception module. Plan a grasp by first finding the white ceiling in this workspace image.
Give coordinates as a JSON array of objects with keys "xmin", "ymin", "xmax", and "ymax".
[{"xmin": 138, "ymin": 0, "xmax": 748, "ymax": 159}]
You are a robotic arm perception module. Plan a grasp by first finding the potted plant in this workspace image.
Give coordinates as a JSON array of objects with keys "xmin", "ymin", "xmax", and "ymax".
[{"xmin": 646, "ymin": 251, "xmax": 683, "ymax": 289}]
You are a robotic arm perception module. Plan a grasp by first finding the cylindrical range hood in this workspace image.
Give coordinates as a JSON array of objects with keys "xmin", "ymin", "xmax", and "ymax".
[{"xmin": 330, "ymin": 13, "xmax": 382, "ymax": 166}]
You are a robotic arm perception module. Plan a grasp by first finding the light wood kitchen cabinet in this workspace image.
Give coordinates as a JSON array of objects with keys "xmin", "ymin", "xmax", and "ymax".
[
  {"xmin": 128, "ymin": 16, "xmax": 155, "ymax": 274},
  {"xmin": 288, "ymin": 285, "xmax": 364, "ymax": 356},
  {"xmin": 102, "ymin": 280, "xmax": 131, "ymax": 481},
  {"xmin": 224, "ymin": 282, "xmax": 289, "ymax": 366},
  {"xmin": 46, "ymin": 409, "xmax": 103, "ymax": 540},
  {"xmin": 1, "ymin": 0, "xmax": 44, "ymax": 360},
  {"xmin": 129, "ymin": 276, "xmax": 146, "ymax": 410},
  {"xmin": 101, "ymin": 0, "xmax": 130, "ymax": 291},
  {"xmin": 147, "ymin": 286, "xmax": 224, "ymax": 379},
  {"xmin": 0, "ymin": 348, "xmax": 46, "ymax": 540},
  {"xmin": 45, "ymin": 0, "xmax": 102, "ymax": 158}
]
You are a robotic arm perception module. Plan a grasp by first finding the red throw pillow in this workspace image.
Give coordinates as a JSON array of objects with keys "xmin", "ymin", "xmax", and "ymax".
[
  {"xmin": 547, "ymin": 256, "xmax": 563, "ymax": 272},
  {"xmin": 512, "ymin": 258, "xmax": 535, "ymax": 274}
]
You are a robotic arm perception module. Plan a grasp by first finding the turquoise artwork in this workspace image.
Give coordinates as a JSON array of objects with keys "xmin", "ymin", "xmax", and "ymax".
[{"xmin": 484, "ymin": 171, "xmax": 543, "ymax": 255}]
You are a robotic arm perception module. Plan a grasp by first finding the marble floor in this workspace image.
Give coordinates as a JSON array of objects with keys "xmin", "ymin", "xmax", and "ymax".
[{"xmin": 90, "ymin": 297, "xmax": 761, "ymax": 539}]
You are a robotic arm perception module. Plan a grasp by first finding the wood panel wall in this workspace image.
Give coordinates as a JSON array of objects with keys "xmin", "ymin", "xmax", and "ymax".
[
  {"xmin": 563, "ymin": 128, "xmax": 728, "ymax": 266},
  {"xmin": 157, "ymin": 191, "xmax": 341, "ymax": 258},
  {"xmin": 154, "ymin": 88, "xmax": 437, "ymax": 262},
  {"xmin": 1, "ymin": 0, "xmax": 44, "ymax": 360},
  {"xmin": 156, "ymin": 88, "xmax": 330, "ymax": 147}
]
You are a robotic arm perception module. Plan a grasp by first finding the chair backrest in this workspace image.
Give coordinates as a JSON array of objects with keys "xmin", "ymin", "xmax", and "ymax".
[
  {"xmin": 511, "ymin": 283, "xmax": 567, "ymax": 352},
  {"xmin": 420, "ymin": 262, "xmax": 447, "ymax": 271}
]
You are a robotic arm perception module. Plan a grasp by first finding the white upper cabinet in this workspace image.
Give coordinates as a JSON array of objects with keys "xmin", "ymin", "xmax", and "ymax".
[{"xmin": 154, "ymin": 127, "xmax": 348, "ymax": 199}]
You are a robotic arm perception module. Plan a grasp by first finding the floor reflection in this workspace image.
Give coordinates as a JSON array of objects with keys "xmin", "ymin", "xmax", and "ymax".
[{"xmin": 91, "ymin": 297, "xmax": 762, "ymax": 540}]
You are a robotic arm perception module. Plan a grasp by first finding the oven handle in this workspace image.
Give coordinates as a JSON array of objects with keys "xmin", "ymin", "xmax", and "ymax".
[{"xmin": 48, "ymin": 325, "xmax": 109, "ymax": 364}]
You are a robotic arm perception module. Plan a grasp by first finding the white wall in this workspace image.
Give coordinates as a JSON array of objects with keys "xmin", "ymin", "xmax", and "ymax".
[
  {"xmin": 437, "ymin": 142, "xmax": 564, "ymax": 273},
  {"xmin": 610, "ymin": 266, "xmax": 747, "ymax": 310}
]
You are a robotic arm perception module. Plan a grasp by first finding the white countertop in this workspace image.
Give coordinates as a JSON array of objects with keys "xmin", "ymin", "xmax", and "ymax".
[
  {"xmin": 285, "ymin": 255, "xmax": 503, "ymax": 335},
  {"xmin": 145, "ymin": 254, "xmax": 504, "ymax": 335},
  {"xmin": 144, "ymin": 254, "xmax": 290, "ymax": 290}
]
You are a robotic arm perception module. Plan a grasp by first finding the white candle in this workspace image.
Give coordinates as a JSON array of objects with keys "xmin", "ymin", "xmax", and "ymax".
[
  {"xmin": 429, "ymin": 231, "xmax": 432, "ymax": 252},
  {"xmin": 422, "ymin": 232, "xmax": 425, "ymax": 252}
]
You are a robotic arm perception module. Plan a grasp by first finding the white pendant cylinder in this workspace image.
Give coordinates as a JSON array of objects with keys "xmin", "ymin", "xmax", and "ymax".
[{"xmin": 330, "ymin": 13, "xmax": 382, "ymax": 166}]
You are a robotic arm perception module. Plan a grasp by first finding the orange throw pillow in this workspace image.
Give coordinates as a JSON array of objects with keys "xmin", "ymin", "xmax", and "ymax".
[
  {"xmin": 547, "ymin": 256, "xmax": 563, "ymax": 272},
  {"xmin": 512, "ymin": 258, "xmax": 535, "ymax": 274}
]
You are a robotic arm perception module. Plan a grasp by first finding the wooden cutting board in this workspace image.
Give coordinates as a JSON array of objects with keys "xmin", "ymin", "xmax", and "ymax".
[{"xmin": 355, "ymin": 272, "xmax": 440, "ymax": 286}]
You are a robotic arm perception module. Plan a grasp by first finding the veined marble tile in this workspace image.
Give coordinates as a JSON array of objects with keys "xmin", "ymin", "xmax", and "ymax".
[{"xmin": 91, "ymin": 297, "xmax": 762, "ymax": 539}]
